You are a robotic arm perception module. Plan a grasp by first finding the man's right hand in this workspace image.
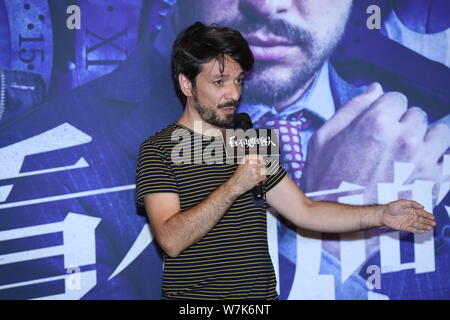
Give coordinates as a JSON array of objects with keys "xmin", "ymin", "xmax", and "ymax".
[{"xmin": 230, "ymin": 154, "xmax": 267, "ymax": 195}]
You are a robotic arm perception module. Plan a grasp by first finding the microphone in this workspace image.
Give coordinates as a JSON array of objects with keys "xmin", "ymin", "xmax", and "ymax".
[{"xmin": 233, "ymin": 113, "xmax": 266, "ymax": 208}]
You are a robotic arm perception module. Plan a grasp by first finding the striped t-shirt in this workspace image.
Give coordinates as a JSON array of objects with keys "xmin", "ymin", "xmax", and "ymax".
[{"xmin": 136, "ymin": 122, "xmax": 286, "ymax": 300}]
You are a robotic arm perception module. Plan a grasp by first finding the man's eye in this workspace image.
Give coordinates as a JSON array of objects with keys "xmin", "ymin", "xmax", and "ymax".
[
  {"xmin": 214, "ymin": 80, "xmax": 224, "ymax": 86},
  {"xmin": 235, "ymin": 77, "xmax": 243, "ymax": 84}
]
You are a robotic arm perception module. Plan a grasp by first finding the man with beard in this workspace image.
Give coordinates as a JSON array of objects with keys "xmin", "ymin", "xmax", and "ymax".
[{"xmin": 136, "ymin": 21, "xmax": 436, "ymax": 300}]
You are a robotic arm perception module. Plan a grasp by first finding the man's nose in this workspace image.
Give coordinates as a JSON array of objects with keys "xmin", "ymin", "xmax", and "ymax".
[
  {"xmin": 226, "ymin": 83, "xmax": 241, "ymax": 102},
  {"xmin": 240, "ymin": 0, "xmax": 293, "ymax": 18}
]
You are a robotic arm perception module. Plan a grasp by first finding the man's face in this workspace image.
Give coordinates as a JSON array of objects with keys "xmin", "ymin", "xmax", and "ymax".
[
  {"xmin": 187, "ymin": 55, "xmax": 244, "ymax": 128},
  {"xmin": 178, "ymin": 0, "xmax": 352, "ymax": 107}
]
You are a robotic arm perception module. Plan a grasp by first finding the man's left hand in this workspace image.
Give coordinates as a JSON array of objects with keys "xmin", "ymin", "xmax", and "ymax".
[{"xmin": 382, "ymin": 200, "xmax": 436, "ymax": 233}]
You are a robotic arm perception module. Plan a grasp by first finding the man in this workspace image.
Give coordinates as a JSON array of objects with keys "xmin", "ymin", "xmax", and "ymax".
[{"xmin": 136, "ymin": 22, "xmax": 436, "ymax": 300}]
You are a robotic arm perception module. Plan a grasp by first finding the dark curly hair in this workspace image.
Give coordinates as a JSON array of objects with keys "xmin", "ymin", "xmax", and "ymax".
[{"xmin": 172, "ymin": 21, "xmax": 254, "ymax": 104}]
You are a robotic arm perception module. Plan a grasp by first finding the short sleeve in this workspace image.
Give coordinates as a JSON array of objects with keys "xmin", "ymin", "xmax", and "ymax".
[
  {"xmin": 136, "ymin": 141, "xmax": 179, "ymax": 207},
  {"xmin": 263, "ymin": 159, "xmax": 287, "ymax": 192}
]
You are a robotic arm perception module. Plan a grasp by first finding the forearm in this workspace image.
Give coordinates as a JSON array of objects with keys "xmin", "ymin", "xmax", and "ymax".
[
  {"xmin": 304, "ymin": 200, "xmax": 386, "ymax": 233},
  {"xmin": 269, "ymin": 176, "xmax": 433, "ymax": 235},
  {"xmin": 160, "ymin": 179, "xmax": 241, "ymax": 257}
]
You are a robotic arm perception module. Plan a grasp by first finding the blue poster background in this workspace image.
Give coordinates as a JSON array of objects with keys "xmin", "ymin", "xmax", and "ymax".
[{"xmin": 0, "ymin": 0, "xmax": 449, "ymax": 299}]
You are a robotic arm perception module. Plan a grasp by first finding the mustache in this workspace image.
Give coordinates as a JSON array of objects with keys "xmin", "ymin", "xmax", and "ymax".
[
  {"xmin": 228, "ymin": 17, "xmax": 314, "ymax": 52},
  {"xmin": 218, "ymin": 100, "xmax": 238, "ymax": 109}
]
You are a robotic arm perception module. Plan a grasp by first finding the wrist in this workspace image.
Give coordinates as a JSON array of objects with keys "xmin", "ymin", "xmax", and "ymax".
[
  {"xmin": 372, "ymin": 204, "xmax": 387, "ymax": 228},
  {"xmin": 223, "ymin": 177, "xmax": 244, "ymax": 198},
  {"xmin": 374, "ymin": 205, "xmax": 386, "ymax": 228},
  {"xmin": 360, "ymin": 204, "xmax": 386, "ymax": 230}
]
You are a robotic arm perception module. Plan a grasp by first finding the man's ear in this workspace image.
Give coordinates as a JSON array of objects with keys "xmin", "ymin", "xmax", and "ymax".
[{"xmin": 178, "ymin": 73, "xmax": 193, "ymax": 97}]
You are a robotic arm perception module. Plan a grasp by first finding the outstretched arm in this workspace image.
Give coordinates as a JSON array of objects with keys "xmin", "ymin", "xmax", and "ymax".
[{"xmin": 266, "ymin": 175, "xmax": 436, "ymax": 233}]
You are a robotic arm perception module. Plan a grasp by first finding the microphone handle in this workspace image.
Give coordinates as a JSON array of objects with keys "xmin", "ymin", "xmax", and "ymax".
[{"xmin": 252, "ymin": 182, "xmax": 266, "ymax": 208}]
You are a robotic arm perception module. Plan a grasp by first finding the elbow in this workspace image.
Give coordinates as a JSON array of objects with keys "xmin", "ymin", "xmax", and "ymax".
[
  {"xmin": 159, "ymin": 238, "xmax": 182, "ymax": 258},
  {"xmin": 303, "ymin": 197, "xmax": 316, "ymax": 216},
  {"xmin": 165, "ymin": 247, "xmax": 181, "ymax": 259},
  {"xmin": 294, "ymin": 198, "xmax": 317, "ymax": 230},
  {"xmin": 153, "ymin": 220, "xmax": 183, "ymax": 258}
]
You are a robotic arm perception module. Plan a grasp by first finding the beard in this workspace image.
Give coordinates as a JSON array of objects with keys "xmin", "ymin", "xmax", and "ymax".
[
  {"xmin": 227, "ymin": 16, "xmax": 347, "ymax": 107},
  {"xmin": 192, "ymin": 93, "xmax": 237, "ymax": 129},
  {"xmin": 242, "ymin": 56, "xmax": 324, "ymax": 106}
]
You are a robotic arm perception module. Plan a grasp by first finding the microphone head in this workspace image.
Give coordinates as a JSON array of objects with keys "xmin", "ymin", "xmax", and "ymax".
[{"xmin": 233, "ymin": 113, "xmax": 253, "ymax": 130}]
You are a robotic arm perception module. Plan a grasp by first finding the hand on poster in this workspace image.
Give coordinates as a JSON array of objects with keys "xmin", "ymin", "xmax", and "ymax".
[{"xmin": 301, "ymin": 82, "xmax": 450, "ymax": 205}]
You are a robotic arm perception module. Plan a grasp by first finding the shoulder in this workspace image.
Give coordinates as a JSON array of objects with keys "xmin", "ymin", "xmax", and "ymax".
[{"xmin": 139, "ymin": 122, "xmax": 181, "ymax": 153}]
